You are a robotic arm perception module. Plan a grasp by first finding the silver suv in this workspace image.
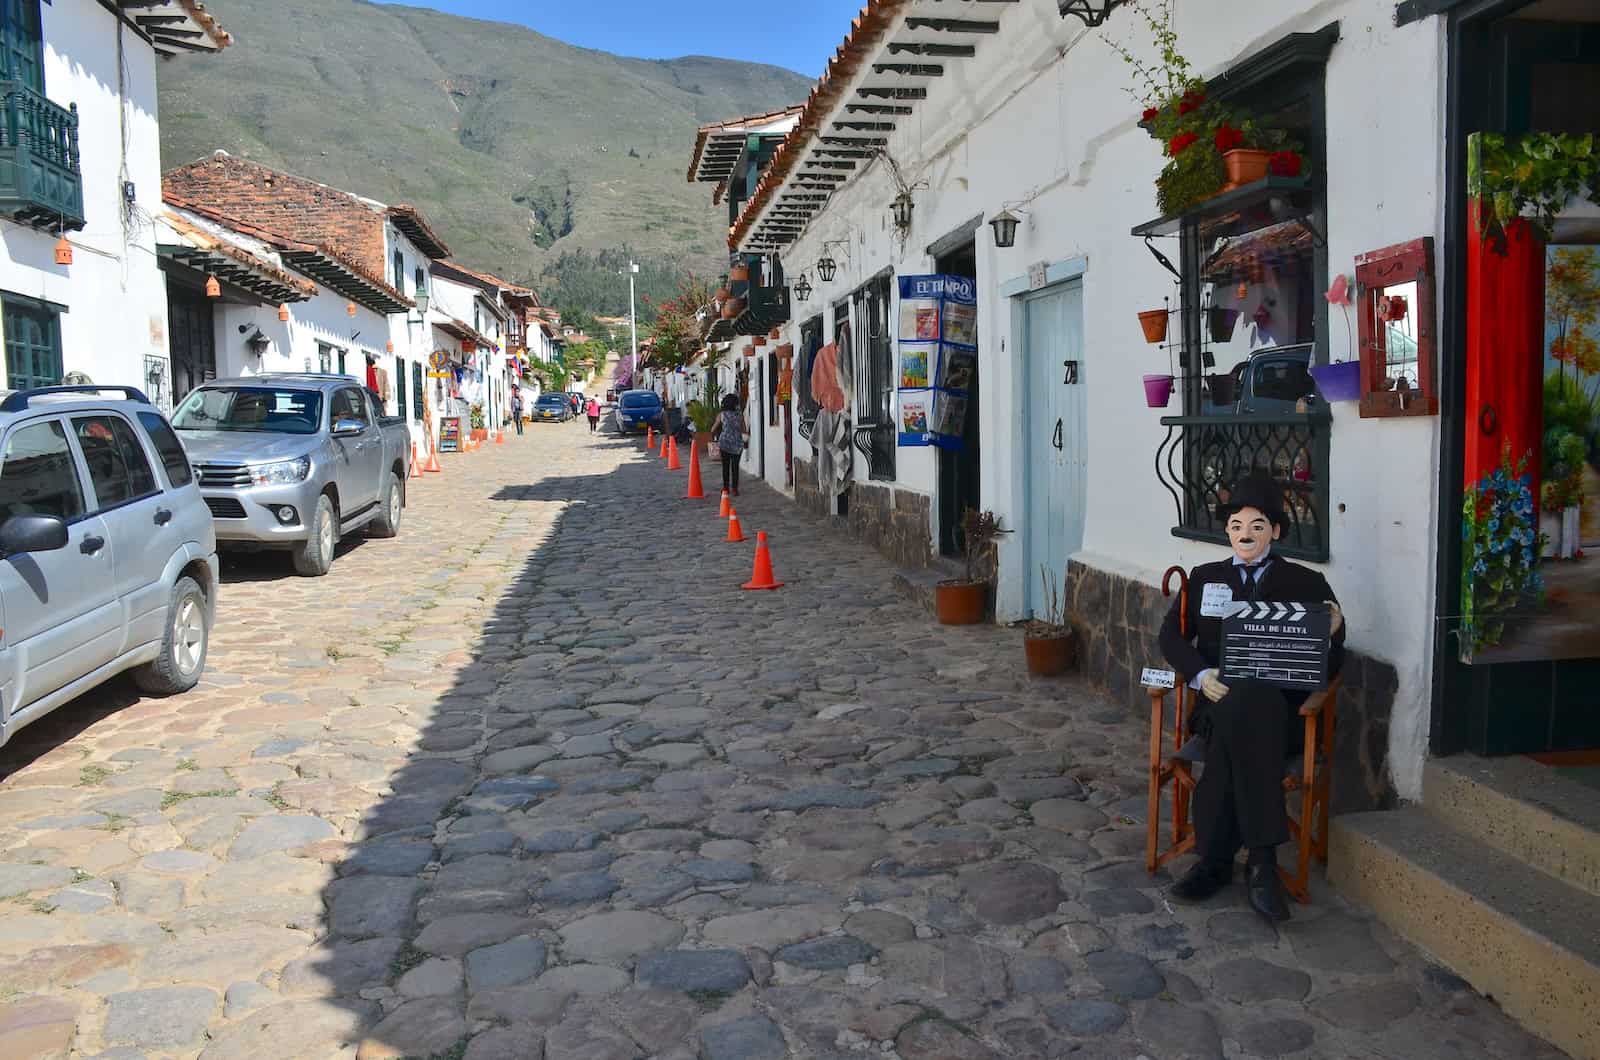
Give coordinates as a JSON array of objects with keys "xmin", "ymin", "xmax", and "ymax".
[{"xmin": 0, "ymin": 386, "xmax": 218, "ymax": 748}]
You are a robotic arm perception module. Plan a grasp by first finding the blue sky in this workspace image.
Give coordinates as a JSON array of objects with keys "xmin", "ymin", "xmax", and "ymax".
[{"xmin": 377, "ymin": 0, "xmax": 864, "ymax": 77}]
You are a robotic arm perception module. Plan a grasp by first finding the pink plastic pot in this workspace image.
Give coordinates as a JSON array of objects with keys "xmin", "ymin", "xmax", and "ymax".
[{"xmin": 1142, "ymin": 374, "xmax": 1175, "ymax": 408}]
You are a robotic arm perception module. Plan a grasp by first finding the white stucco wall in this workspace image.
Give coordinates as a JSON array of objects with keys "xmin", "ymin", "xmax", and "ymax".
[
  {"xmin": 0, "ymin": 1, "xmax": 170, "ymax": 398},
  {"xmin": 753, "ymin": 0, "xmax": 1445, "ymax": 800}
]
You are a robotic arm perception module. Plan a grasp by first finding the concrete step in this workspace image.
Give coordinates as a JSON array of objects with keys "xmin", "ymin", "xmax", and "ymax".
[
  {"xmin": 1422, "ymin": 754, "xmax": 1600, "ymax": 897},
  {"xmin": 1330, "ymin": 807, "xmax": 1600, "ymax": 1060},
  {"xmin": 890, "ymin": 558, "xmax": 967, "ymax": 618}
]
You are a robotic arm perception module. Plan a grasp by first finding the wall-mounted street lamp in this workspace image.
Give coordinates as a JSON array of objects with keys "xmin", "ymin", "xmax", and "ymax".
[
  {"xmin": 816, "ymin": 255, "xmax": 837, "ymax": 283},
  {"xmin": 988, "ymin": 205, "xmax": 1031, "ymax": 249},
  {"xmin": 1058, "ymin": 0, "xmax": 1128, "ymax": 27},
  {"xmin": 238, "ymin": 324, "xmax": 271, "ymax": 357},
  {"xmin": 891, "ymin": 190, "xmax": 915, "ymax": 232},
  {"xmin": 794, "ymin": 273, "xmax": 813, "ymax": 302}
]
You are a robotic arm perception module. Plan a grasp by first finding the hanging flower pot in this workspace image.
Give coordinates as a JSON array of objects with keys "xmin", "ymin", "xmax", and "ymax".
[
  {"xmin": 716, "ymin": 286, "xmax": 731, "ymax": 302},
  {"xmin": 729, "ymin": 263, "xmax": 750, "ymax": 283},
  {"xmin": 1223, "ymin": 148, "xmax": 1272, "ymax": 187},
  {"xmin": 1142, "ymin": 374, "xmax": 1175, "ymax": 408},
  {"xmin": 753, "ymin": 336, "xmax": 766, "ymax": 347},
  {"xmin": 1138, "ymin": 309, "xmax": 1169, "ymax": 344},
  {"xmin": 722, "ymin": 298, "xmax": 744, "ymax": 320},
  {"xmin": 1309, "ymin": 361, "xmax": 1363, "ymax": 402},
  {"xmin": 743, "ymin": 344, "xmax": 756, "ymax": 358},
  {"xmin": 769, "ymin": 327, "xmax": 781, "ymax": 340},
  {"xmin": 1207, "ymin": 306, "xmax": 1240, "ymax": 343}
]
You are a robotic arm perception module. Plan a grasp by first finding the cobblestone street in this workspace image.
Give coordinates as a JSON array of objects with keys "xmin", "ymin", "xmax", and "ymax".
[{"xmin": 0, "ymin": 424, "xmax": 1564, "ymax": 1059}]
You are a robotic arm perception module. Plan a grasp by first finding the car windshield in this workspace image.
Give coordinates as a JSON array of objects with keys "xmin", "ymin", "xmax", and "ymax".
[
  {"xmin": 620, "ymin": 392, "xmax": 658, "ymax": 408},
  {"xmin": 172, "ymin": 387, "xmax": 323, "ymax": 435},
  {"xmin": 536, "ymin": 395, "xmax": 565, "ymax": 407}
]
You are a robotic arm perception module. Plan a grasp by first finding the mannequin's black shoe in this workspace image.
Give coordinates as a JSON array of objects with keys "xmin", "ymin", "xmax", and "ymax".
[
  {"xmin": 1169, "ymin": 860, "xmax": 1232, "ymax": 902},
  {"xmin": 1247, "ymin": 863, "xmax": 1292, "ymax": 922}
]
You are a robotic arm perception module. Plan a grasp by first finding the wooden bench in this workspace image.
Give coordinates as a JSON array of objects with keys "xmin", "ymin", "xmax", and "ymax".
[{"xmin": 1145, "ymin": 565, "xmax": 1339, "ymax": 904}]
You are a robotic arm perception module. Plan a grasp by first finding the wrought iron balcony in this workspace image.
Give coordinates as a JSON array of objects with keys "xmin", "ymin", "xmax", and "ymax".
[
  {"xmin": 1154, "ymin": 412, "xmax": 1330, "ymax": 562},
  {"xmin": 0, "ymin": 81, "xmax": 84, "ymax": 231},
  {"xmin": 732, "ymin": 283, "xmax": 790, "ymax": 336}
]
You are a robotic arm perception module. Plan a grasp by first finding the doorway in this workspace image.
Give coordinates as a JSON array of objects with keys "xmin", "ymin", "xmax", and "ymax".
[
  {"xmin": 936, "ymin": 240, "xmax": 980, "ymax": 556},
  {"xmin": 1021, "ymin": 278, "xmax": 1087, "ymax": 618},
  {"xmin": 167, "ymin": 288, "xmax": 215, "ymax": 404}
]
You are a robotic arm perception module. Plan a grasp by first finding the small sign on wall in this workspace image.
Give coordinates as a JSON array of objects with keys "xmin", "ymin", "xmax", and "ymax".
[
  {"xmin": 1139, "ymin": 667, "xmax": 1176, "ymax": 689},
  {"xmin": 1028, "ymin": 261, "xmax": 1049, "ymax": 291}
]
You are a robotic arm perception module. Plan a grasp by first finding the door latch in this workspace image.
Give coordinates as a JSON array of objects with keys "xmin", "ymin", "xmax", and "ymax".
[
  {"xmin": 1051, "ymin": 418, "xmax": 1064, "ymax": 451},
  {"xmin": 1062, "ymin": 360, "xmax": 1079, "ymax": 385}
]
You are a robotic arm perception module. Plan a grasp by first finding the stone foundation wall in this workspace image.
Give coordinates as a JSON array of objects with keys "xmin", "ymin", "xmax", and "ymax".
[
  {"xmin": 1066, "ymin": 559, "xmax": 1397, "ymax": 814},
  {"xmin": 791, "ymin": 458, "xmax": 934, "ymax": 570}
]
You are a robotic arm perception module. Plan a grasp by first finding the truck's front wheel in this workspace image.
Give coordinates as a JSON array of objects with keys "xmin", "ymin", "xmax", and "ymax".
[
  {"xmin": 369, "ymin": 472, "xmax": 402, "ymax": 538},
  {"xmin": 292, "ymin": 495, "xmax": 337, "ymax": 576}
]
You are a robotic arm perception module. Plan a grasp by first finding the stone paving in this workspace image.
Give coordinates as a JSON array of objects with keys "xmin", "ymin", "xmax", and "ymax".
[{"xmin": 0, "ymin": 422, "xmax": 1567, "ymax": 1059}]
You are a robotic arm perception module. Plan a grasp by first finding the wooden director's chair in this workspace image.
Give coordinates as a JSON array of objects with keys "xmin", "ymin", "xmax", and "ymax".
[{"xmin": 1145, "ymin": 565, "xmax": 1340, "ymax": 903}]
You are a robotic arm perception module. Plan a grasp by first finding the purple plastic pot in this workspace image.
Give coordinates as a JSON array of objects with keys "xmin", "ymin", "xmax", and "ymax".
[
  {"xmin": 1142, "ymin": 374, "xmax": 1175, "ymax": 408},
  {"xmin": 1309, "ymin": 361, "xmax": 1362, "ymax": 402}
]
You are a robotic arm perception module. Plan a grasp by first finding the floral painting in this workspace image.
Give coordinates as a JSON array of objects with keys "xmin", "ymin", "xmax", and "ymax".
[{"xmin": 1464, "ymin": 244, "xmax": 1600, "ymax": 662}]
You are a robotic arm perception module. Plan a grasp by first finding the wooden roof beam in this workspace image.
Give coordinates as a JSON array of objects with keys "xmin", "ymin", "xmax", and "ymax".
[{"xmin": 904, "ymin": 17, "xmax": 1000, "ymax": 32}]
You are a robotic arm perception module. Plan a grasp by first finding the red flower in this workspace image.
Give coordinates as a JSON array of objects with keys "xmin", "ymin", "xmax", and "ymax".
[
  {"xmin": 1214, "ymin": 125, "xmax": 1244, "ymax": 153},
  {"xmin": 1268, "ymin": 150, "xmax": 1304, "ymax": 177},
  {"xmin": 1141, "ymin": 107, "xmax": 1159, "ymax": 123},
  {"xmin": 1178, "ymin": 99, "xmax": 1197, "ymax": 115},
  {"xmin": 1178, "ymin": 90, "xmax": 1206, "ymax": 114},
  {"xmin": 1167, "ymin": 132, "xmax": 1199, "ymax": 157}
]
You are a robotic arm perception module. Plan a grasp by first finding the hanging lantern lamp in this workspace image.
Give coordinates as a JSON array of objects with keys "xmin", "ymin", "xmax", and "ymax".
[
  {"xmin": 54, "ymin": 234, "xmax": 73, "ymax": 266},
  {"xmin": 891, "ymin": 191, "xmax": 915, "ymax": 231},
  {"xmin": 278, "ymin": 303, "xmax": 291, "ymax": 322},
  {"xmin": 816, "ymin": 255, "xmax": 837, "ymax": 282},
  {"xmin": 1058, "ymin": 0, "xmax": 1128, "ymax": 26},
  {"xmin": 794, "ymin": 274, "xmax": 812, "ymax": 301},
  {"xmin": 205, "ymin": 274, "xmax": 221, "ymax": 298},
  {"xmin": 988, "ymin": 208, "xmax": 1021, "ymax": 249}
]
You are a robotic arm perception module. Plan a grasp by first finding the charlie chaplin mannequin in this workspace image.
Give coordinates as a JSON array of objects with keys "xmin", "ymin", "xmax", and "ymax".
[{"xmin": 1158, "ymin": 473, "xmax": 1344, "ymax": 921}]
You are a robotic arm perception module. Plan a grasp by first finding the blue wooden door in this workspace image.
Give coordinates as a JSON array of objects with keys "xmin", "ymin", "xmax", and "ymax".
[{"xmin": 1023, "ymin": 280, "xmax": 1086, "ymax": 618}]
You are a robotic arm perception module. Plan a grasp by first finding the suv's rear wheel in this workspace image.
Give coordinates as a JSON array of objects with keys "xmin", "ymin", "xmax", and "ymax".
[
  {"xmin": 133, "ymin": 575, "xmax": 209, "ymax": 695},
  {"xmin": 292, "ymin": 495, "xmax": 337, "ymax": 576},
  {"xmin": 369, "ymin": 472, "xmax": 402, "ymax": 538}
]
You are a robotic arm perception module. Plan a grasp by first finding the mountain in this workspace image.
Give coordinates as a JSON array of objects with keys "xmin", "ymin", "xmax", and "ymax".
[{"xmin": 155, "ymin": 0, "xmax": 812, "ymax": 315}]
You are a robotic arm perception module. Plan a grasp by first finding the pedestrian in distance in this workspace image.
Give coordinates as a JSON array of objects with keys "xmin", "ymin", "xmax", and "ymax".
[
  {"xmin": 585, "ymin": 396, "xmax": 601, "ymax": 434},
  {"xmin": 510, "ymin": 388, "xmax": 524, "ymax": 435},
  {"xmin": 710, "ymin": 393, "xmax": 748, "ymax": 496}
]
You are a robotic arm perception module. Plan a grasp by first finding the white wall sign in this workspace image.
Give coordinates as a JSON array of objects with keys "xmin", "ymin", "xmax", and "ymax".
[{"xmin": 1028, "ymin": 261, "xmax": 1048, "ymax": 291}]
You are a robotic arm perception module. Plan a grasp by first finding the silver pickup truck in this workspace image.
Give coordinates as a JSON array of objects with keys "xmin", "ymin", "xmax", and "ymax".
[{"xmin": 171, "ymin": 374, "xmax": 411, "ymax": 576}]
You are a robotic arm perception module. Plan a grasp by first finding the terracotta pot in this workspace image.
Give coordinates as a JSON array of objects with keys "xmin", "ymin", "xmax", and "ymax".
[
  {"xmin": 716, "ymin": 286, "xmax": 732, "ymax": 301},
  {"xmin": 1023, "ymin": 630, "xmax": 1075, "ymax": 676},
  {"xmin": 1223, "ymin": 148, "xmax": 1272, "ymax": 187},
  {"xmin": 1138, "ymin": 309, "xmax": 1168, "ymax": 344},
  {"xmin": 770, "ymin": 327, "xmax": 781, "ymax": 340},
  {"xmin": 1207, "ymin": 306, "xmax": 1240, "ymax": 343},
  {"xmin": 754, "ymin": 336, "xmax": 766, "ymax": 347},
  {"xmin": 729, "ymin": 263, "xmax": 750, "ymax": 283},
  {"xmin": 743, "ymin": 345, "xmax": 756, "ymax": 358},
  {"xmin": 935, "ymin": 580, "xmax": 987, "ymax": 625},
  {"xmin": 722, "ymin": 298, "xmax": 745, "ymax": 320}
]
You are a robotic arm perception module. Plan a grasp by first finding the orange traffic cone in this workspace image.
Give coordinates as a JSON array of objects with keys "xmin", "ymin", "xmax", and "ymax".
[
  {"xmin": 685, "ymin": 443, "xmax": 705, "ymax": 499},
  {"xmin": 725, "ymin": 507, "xmax": 746, "ymax": 543},
  {"xmin": 646, "ymin": 426, "xmax": 655, "ymax": 449},
  {"xmin": 424, "ymin": 445, "xmax": 442, "ymax": 473},
  {"xmin": 659, "ymin": 434, "xmax": 670, "ymax": 460},
  {"xmin": 742, "ymin": 531, "xmax": 784, "ymax": 590},
  {"xmin": 667, "ymin": 438, "xmax": 683, "ymax": 471},
  {"xmin": 409, "ymin": 443, "xmax": 424, "ymax": 479},
  {"xmin": 495, "ymin": 428, "xmax": 505, "ymax": 444},
  {"xmin": 718, "ymin": 490, "xmax": 731, "ymax": 518}
]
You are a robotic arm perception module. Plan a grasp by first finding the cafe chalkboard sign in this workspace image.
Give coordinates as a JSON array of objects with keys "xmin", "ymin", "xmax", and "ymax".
[
  {"xmin": 438, "ymin": 416, "xmax": 462, "ymax": 454},
  {"xmin": 1220, "ymin": 602, "xmax": 1332, "ymax": 691}
]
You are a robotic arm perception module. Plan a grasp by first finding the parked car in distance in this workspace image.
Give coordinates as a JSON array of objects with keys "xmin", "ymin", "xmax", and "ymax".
[
  {"xmin": 614, "ymin": 389, "xmax": 663, "ymax": 434},
  {"xmin": 171, "ymin": 374, "xmax": 411, "ymax": 577},
  {"xmin": 0, "ymin": 386, "xmax": 219, "ymax": 747},
  {"xmin": 533, "ymin": 394, "xmax": 573, "ymax": 422},
  {"xmin": 1204, "ymin": 343, "xmax": 1319, "ymax": 416}
]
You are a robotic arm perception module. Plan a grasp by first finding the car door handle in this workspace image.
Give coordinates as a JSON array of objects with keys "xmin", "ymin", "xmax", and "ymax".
[
  {"xmin": 80, "ymin": 535, "xmax": 105, "ymax": 555},
  {"xmin": 154, "ymin": 508, "xmax": 173, "ymax": 526}
]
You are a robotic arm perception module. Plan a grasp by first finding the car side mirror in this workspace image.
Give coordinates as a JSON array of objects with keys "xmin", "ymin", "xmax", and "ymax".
[
  {"xmin": 332, "ymin": 419, "xmax": 365, "ymax": 437},
  {"xmin": 0, "ymin": 514, "xmax": 69, "ymax": 557}
]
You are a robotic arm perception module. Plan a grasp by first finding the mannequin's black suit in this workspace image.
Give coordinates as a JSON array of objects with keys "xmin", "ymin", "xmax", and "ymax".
[{"xmin": 1158, "ymin": 555, "xmax": 1344, "ymax": 863}]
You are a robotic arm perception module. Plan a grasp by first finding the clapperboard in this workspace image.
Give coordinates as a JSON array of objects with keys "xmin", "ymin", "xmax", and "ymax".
[{"xmin": 1220, "ymin": 602, "xmax": 1333, "ymax": 691}]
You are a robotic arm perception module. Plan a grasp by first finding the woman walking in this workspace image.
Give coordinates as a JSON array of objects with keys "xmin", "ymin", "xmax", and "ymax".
[
  {"xmin": 710, "ymin": 394, "xmax": 747, "ymax": 496},
  {"xmin": 585, "ymin": 396, "xmax": 601, "ymax": 434}
]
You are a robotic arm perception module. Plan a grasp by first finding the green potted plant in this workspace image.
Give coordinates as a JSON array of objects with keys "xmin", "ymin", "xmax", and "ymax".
[
  {"xmin": 937, "ymin": 509, "xmax": 1009, "ymax": 625},
  {"xmin": 687, "ymin": 398, "xmax": 718, "ymax": 456},
  {"xmin": 1023, "ymin": 565, "xmax": 1075, "ymax": 676}
]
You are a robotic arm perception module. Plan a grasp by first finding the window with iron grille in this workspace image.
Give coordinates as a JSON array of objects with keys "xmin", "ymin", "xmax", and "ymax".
[
  {"xmin": 395, "ymin": 357, "xmax": 407, "ymax": 418},
  {"xmin": 851, "ymin": 272, "xmax": 895, "ymax": 481},
  {"xmin": 412, "ymin": 361, "xmax": 424, "ymax": 421}
]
